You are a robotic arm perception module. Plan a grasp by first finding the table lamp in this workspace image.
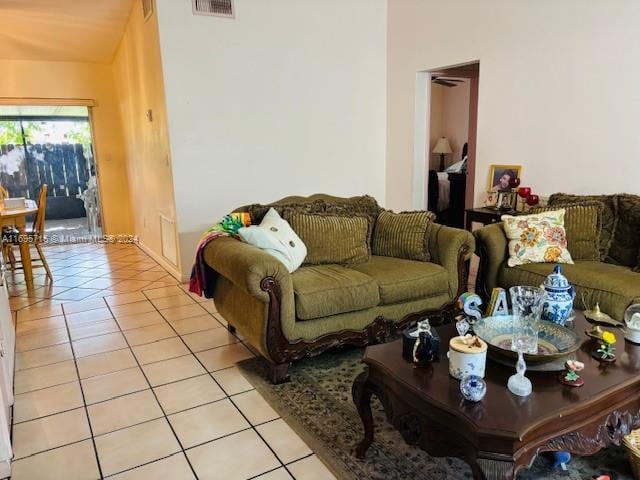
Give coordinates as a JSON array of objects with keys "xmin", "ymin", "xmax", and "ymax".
[{"xmin": 433, "ymin": 137, "xmax": 452, "ymax": 172}]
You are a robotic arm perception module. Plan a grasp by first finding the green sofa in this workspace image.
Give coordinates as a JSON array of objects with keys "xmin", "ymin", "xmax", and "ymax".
[
  {"xmin": 474, "ymin": 193, "xmax": 640, "ymax": 321},
  {"xmin": 203, "ymin": 194, "xmax": 474, "ymax": 383}
]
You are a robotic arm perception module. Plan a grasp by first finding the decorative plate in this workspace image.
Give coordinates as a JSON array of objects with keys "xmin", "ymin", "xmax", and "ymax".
[{"xmin": 474, "ymin": 315, "xmax": 582, "ymax": 364}]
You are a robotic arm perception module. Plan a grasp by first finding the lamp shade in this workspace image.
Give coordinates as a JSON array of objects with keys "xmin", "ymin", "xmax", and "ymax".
[{"xmin": 432, "ymin": 137, "xmax": 452, "ymax": 154}]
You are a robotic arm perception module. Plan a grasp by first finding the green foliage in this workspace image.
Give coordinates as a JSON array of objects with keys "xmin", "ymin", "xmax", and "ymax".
[
  {"xmin": 0, "ymin": 121, "xmax": 23, "ymax": 144},
  {"xmin": 65, "ymin": 123, "xmax": 91, "ymax": 145},
  {"xmin": 0, "ymin": 121, "xmax": 43, "ymax": 145}
]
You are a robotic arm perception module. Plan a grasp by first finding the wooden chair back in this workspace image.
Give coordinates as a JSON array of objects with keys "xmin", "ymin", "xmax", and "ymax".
[{"xmin": 32, "ymin": 184, "xmax": 48, "ymax": 238}]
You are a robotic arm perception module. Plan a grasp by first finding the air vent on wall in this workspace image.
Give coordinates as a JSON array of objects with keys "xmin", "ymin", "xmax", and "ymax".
[
  {"xmin": 192, "ymin": 0, "xmax": 234, "ymax": 18},
  {"xmin": 142, "ymin": 0, "xmax": 153, "ymax": 21}
]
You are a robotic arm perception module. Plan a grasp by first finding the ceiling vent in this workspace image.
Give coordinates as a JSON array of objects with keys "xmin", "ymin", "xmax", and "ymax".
[
  {"xmin": 142, "ymin": 0, "xmax": 154, "ymax": 21},
  {"xmin": 192, "ymin": 0, "xmax": 234, "ymax": 18}
]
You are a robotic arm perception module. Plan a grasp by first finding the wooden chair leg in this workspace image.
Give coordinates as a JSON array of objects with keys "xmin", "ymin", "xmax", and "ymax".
[
  {"xmin": 7, "ymin": 246, "xmax": 16, "ymax": 271},
  {"xmin": 35, "ymin": 243, "xmax": 52, "ymax": 279}
]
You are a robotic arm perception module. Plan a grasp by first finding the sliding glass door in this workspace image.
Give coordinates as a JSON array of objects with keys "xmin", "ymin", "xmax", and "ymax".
[{"xmin": 0, "ymin": 107, "xmax": 102, "ymax": 239}]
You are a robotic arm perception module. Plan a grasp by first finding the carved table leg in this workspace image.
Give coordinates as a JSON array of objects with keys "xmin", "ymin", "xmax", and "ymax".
[
  {"xmin": 352, "ymin": 370, "xmax": 375, "ymax": 458},
  {"xmin": 473, "ymin": 458, "xmax": 516, "ymax": 480}
]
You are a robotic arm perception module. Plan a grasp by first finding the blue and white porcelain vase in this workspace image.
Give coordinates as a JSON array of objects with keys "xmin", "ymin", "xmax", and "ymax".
[
  {"xmin": 460, "ymin": 375, "xmax": 487, "ymax": 402},
  {"xmin": 541, "ymin": 265, "xmax": 575, "ymax": 326}
]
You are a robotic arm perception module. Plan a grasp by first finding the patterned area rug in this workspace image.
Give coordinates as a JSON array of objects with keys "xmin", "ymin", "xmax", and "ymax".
[{"xmin": 238, "ymin": 348, "xmax": 633, "ymax": 480}]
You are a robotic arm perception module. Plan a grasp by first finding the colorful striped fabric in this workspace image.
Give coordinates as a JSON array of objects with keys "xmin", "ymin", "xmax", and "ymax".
[{"xmin": 189, "ymin": 212, "xmax": 251, "ymax": 297}]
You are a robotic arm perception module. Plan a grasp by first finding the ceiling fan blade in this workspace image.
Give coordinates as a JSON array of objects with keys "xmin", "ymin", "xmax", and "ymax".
[{"xmin": 433, "ymin": 79, "xmax": 458, "ymax": 87}]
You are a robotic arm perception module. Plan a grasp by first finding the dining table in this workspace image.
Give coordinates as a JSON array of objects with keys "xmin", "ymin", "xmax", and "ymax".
[{"xmin": 0, "ymin": 200, "xmax": 38, "ymax": 289}]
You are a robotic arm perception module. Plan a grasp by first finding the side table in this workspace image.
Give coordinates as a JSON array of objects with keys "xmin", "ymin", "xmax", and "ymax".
[{"xmin": 465, "ymin": 207, "xmax": 525, "ymax": 231}]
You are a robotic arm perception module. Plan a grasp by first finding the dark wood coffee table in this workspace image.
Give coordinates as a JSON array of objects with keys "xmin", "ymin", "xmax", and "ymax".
[{"xmin": 352, "ymin": 312, "xmax": 640, "ymax": 479}]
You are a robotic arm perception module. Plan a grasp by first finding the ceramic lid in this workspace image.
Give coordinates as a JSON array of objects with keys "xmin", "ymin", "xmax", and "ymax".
[
  {"xmin": 543, "ymin": 265, "xmax": 571, "ymax": 292},
  {"xmin": 449, "ymin": 335, "xmax": 487, "ymax": 354}
]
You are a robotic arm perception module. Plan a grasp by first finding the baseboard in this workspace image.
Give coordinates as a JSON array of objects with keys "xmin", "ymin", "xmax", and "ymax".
[{"xmin": 136, "ymin": 240, "xmax": 187, "ymax": 282}]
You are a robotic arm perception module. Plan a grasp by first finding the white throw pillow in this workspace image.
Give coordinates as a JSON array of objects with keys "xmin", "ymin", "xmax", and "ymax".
[
  {"xmin": 238, "ymin": 208, "xmax": 307, "ymax": 272},
  {"xmin": 445, "ymin": 157, "xmax": 467, "ymax": 173}
]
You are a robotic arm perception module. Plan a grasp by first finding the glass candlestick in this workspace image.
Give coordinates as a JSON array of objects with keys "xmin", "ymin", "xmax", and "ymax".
[{"xmin": 508, "ymin": 350, "xmax": 532, "ymax": 397}]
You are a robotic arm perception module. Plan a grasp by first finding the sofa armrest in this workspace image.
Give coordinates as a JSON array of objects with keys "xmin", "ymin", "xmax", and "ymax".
[
  {"xmin": 473, "ymin": 223, "xmax": 508, "ymax": 300},
  {"xmin": 202, "ymin": 238, "xmax": 296, "ymax": 352},
  {"xmin": 428, "ymin": 224, "xmax": 475, "ymax": 297},
  {"xmin": 203, "ymin": 237, "xmax": 292, "ymax": 301}
]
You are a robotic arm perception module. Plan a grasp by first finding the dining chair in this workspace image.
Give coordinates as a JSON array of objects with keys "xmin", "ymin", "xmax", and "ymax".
[{"xmin": 3, "ymin": 185, "xmax": 52, "ymax": 280}]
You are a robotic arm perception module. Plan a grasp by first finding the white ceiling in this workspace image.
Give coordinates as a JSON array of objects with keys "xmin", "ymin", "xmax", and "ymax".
[{"xmin": 0, "ymin": 0, "xmax": 135, "ymax": 63}]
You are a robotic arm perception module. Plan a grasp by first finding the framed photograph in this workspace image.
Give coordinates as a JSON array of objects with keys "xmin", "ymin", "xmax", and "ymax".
[
  {"xmin": 484, "ymin": 191, "xmax": 498, "ymax": 208},
  {"xmin": 488, "ymin": 164, "xmax": 522, "ymax": 191},
  {"xmin": 497, "ymin": 191, "xmax": 517, "ymax": 212}
]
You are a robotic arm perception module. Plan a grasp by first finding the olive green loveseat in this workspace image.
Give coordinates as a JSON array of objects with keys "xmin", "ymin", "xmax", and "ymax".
[
  {"xmin": 474, "ymin": 193, "xmax": 640, "ymax": 321},
  {"xmin": 203, "ymin": 194, "xmax": 474, "ymax": 383}
]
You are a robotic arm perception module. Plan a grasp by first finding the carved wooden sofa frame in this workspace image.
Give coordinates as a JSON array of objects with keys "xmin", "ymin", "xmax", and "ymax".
[{"xmin": 227, "ymin": 243, "xmax": 471, "ymax": 384}]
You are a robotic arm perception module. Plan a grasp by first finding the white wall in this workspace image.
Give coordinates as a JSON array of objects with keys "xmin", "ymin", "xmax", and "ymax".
[
  {"xmin": 155, "ymin": 0, "xmax": 388, "ymax": 275},
  {"xmin": 387, "ymin": 0, "xmax": 640, "ymax": 211}
]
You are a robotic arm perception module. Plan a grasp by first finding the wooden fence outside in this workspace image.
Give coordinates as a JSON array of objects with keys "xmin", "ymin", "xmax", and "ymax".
[{"xmin": 0, "ymin": 143, "xmax": 91, "ymax": 200}]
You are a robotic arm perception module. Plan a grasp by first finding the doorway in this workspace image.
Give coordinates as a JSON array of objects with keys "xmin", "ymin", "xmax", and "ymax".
[
  {"xmin": 424, "ymin": 62, "xmax": 479, "ymax": 229},
  {"xmin": 0, "ymin": 105, "xmax": 102, "ymax": 242}
]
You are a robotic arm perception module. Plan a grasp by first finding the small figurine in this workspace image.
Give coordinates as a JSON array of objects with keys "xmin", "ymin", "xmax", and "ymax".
[
  {"xmin": 559, "ymin": 360, "xmax": 585, "ymax": 387},
  {"xmin": 458, "ymin": 292, "xmax": 483, "ymax": 325},
  {"xmin": 585, "ymin": 302, "xmax": 623, "ymax": 327},
  {"xmin": 487, "ymin": 288, "xmax": 509, "ymax": 316},
  {"xmin": 585, "ymin": 325, "xmax": 606, "ymax": 341},
  {"xmin": 552, "ymin": 451, "xmax": 571, "ymax": 471},
  {"xmin": 593, "ymin": 331, "xmax": 617, "ymax": 363},
  {"xmin": 412, "ymin": 320, "xmax": 437, "ymax": 366},
  {"xmin": 456, "ymin": 317, "xmax": 470, "ymax": 337}
]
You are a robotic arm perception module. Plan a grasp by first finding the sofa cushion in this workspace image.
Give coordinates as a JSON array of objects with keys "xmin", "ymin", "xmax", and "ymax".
[
  {"xmin": 372, "ymin": 210, "xmax": 435, "ymax": 262},
  {"xmin": 289, "ymin": 213, "xmax": 370, "ymax": 265},
  {"xmin": 292, "ymin": 265, "xmax": 379, "ymax": 320},
  {"xmin": 607, "ymin": 194, "xmax": 640, "ymax": 268},
  {"xmin": 498, "ymin": 261, "xmax": 640, "ymax": 321},
  {"xmin": 321, "ymin": 195, "xmax": 382, "ymax": 227},
  {"xmin": 548, "ymin": 193, "xmax": 618, "ymax": 260},
  {"xmin": 351, "ymin": 256, "xmax": 449, "ymax": 305},
  {"xmin": 529, "ymin": 202, "xmax": 603, "ymax": 261},
  {"xmin": 237, "ymin": 194, "xmax": 382, "ymax": 225}
]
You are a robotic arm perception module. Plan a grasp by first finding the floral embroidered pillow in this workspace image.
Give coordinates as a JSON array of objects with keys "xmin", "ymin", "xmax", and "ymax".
[{"xmin": 502, "ymin": 209, "xmax": 574, "ymax": 267}]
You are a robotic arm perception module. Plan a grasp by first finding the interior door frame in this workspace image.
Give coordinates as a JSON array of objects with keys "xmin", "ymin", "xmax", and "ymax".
[{"xmin": 414, "ymin": 61, "xmax": 480, "ymax": 211}]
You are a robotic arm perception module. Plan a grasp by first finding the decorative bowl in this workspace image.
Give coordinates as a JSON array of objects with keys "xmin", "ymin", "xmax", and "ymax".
[{"xmin": 474, "ymin": 315, "xmax": 582, "ymax": 364}]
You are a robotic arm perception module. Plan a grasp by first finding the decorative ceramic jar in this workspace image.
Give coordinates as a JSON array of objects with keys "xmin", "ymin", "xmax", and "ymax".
[
  {"xmin": 541, "ymin": 265, "xmax": 575, "ymax": 326},
  {"xmin": 447, "ymin": 335, "xmax": 487, "ymax": 380},
  {"xmin": 460, "ymin": 375, "xmax": 487, "ymax": 402},
  {"xmin": 624, "ymin": 304, "xmax": 640, "ymax": 344}
]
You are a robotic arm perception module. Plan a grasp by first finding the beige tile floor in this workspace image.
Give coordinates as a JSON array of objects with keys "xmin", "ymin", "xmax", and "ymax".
[{"xmin": 7, "ymin": 243, "xmax": 336, "ymax": 480}]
